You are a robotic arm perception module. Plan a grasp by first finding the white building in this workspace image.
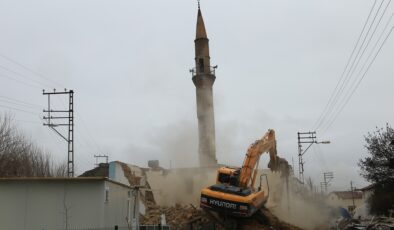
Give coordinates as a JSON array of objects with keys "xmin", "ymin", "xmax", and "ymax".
[
  {"xmin": 0, "ymin": 177, "xmax": 138, "ymax": 230},
  {"xmin": 327, "ymin": 191, "xmax": 364, "ymax": 213}
]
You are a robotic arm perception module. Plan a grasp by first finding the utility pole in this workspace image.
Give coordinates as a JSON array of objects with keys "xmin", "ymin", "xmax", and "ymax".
[
  {"xmin": 297, "ymin": 131, "xmax": 330, "ymax": 184},
  {"xmin": 350, "ymin": 181, "xmax": 356, "ymax": 209},
  {"xmin": 320, "ymin": 172, "xmax": 334, "ymax": 193},
  {"xmin": 94, "ymin": 154, "xmax": 109, "ymax": 166},
  {"xmin": 43, "ymin": 89, "xmax": 74, "ymax": 177}
]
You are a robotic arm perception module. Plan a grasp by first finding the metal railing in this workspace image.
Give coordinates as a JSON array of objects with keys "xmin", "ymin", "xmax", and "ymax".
[{"xmin": 189, "ymin": 65, "xmax": 217, "ymax": 76}]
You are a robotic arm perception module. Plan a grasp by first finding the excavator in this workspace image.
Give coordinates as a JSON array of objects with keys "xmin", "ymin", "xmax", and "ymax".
[{"xmin": 200, "ymin": 129, "xmax": 290, "ymax": 217}]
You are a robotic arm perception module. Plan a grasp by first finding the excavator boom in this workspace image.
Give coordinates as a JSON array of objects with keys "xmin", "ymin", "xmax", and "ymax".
[{"xmin": 239, "ymin": 129, "xmax": 277, "ymax": 188}]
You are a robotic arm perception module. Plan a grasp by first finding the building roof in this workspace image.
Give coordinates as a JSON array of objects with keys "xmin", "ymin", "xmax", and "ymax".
[
  {"xmin": 359, "ymin": 183, "xmax": 376, "ymax": 191},
  {"xmin": 0, "ymin": 176, "xmax": 106, "ymax": 181},
  {"xmin": 79, "ymin": 163, "xmax": 109, "ymax": 177},
  {"xmin": 0, "ymin": 177, "xmax": 137, "ymax": 190},
  {"xmin": 331, "ymin": 191, "xmax": 363, "ymax": 199}
]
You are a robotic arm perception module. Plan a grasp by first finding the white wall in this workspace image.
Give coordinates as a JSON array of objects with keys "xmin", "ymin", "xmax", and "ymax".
[
  {"xmin": 108, "ymin": 161, "xmax": 146, "ymax": 215},
  {"xmin": 326, "ymin": 193, "xmax": 364, "ymax": 210},
  {"xmin": 0, "ymin": 179, "xmax": 134, "ymax": 230}
]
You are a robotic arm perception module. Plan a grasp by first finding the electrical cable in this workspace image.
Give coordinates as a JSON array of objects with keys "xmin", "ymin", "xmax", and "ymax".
[
  {"xmin": 317, "ymin": 0, "xmax": 386, "ymax": 132},
  {"xmin": 0, "ymin": 95, "xmax": 42, "ymax": 109},
  {"xmin": 322, "ymin": 26, "xmax": 394, "ymax": 134},
  {"xmin": 322, "ymin": 0, "xmax": 386, "ymax": 122},
  {"xmin": 321, "ymin": 9, "xmax": 394, "ymax": 133},
  {"xmin": 312, "ymin": 0, "xmax": 379, "ymax": 130},
  {"xmin": 345, "ymin": 0, "xmax": 392, "ymax": 84},
  {"xmin": 0, "ymin": 64, "xmax": 53, "ymax": 89},
  {"xmin": 0, "ymin": 74, "xmax": 42, "ymax": 89},
  {"xmin": 0, "ymin": 103, "xmax": 40, "ymax": 116},
  {"xmin": 0, "ymin": 53, "xmax": 63, "ymax": 88}
]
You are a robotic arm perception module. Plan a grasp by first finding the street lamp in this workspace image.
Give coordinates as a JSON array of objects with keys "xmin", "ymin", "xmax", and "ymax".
[
  {"xmin": 300, "ymin": 139, "xmax": 330, "ymax": 156},
  {"xmin": 319, "ymin": 141, "xmax": 331, "ymax": 144}
]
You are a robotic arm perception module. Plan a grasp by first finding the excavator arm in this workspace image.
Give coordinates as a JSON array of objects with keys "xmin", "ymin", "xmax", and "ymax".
[{"xmin": 239, "ymin": 129, "xmax": 282, "ymax": 188}]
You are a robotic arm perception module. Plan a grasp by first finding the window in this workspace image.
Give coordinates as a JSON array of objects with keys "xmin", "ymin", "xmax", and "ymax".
[
  {"xmin": 105, "ymin": 188, "xmax": 109, "ymax": 202},
  {"xmin": 218, "ymin": 173, "xmax": 230, "ymax": 184},
  {"xmin": 199, "ymin": 59, "xmax": 204, "ymax": 73}
]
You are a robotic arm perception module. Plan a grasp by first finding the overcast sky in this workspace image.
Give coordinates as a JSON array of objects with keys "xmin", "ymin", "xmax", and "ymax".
[{"xmin": 0, "ymin": 0, "xmax": 393, "ymax": 191}]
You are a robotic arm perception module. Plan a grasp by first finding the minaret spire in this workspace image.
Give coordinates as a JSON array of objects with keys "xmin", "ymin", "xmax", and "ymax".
[
  {"xmin": 196, "ymin": 5, "xmax": 207, "ymax": 39},
  {"xmin": 197, "ymin": 0, "xmax": 200, "ymax": 9}
]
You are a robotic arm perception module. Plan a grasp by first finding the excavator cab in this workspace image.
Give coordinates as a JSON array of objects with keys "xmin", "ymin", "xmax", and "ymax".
[{"xmin": 216, "ymin": 167, "xmax": 240, "ymax": 186}]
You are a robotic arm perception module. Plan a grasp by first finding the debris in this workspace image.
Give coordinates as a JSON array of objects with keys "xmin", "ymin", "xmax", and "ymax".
[
  {"xmin": 141, "ymin": 202, "xmax": 303, "ymax": 230},
  {"xmin": 140, "ymin": 202, "xmax": 212, "ymax": 228}
]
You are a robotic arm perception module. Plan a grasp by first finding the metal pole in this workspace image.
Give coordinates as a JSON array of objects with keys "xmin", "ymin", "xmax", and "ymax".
[
  {"xmin": 351, "ymin": 181, "xmax": 355, "ymax": 208},
  {"xmin": 43, "ymin": 89, "xmax": 75, "ymax": 177}
]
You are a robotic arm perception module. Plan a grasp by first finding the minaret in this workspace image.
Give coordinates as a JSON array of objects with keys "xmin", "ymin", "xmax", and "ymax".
[{"xmin": 192, "ymin": 5, "xmax": 217, "ymax": 167}]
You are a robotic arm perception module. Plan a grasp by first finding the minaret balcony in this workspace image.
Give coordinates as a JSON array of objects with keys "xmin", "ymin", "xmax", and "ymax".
[{"xmin": 189, "ymin": 65, "xmax": 218, "ymax": 77}]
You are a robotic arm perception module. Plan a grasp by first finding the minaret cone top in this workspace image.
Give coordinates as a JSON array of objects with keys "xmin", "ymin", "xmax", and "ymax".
[{"xmin": 196, "ymin": 9, "xmax": 207, "ymax": 39}]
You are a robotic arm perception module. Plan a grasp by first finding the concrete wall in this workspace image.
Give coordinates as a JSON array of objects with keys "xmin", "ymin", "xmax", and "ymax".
[
  {"xmin": 0, "ymin": 179, "xmax": 134, "ymax": 230},
  {"xmin": 108, "ymin": 161, "xmax": 146, "ymax": 215}
]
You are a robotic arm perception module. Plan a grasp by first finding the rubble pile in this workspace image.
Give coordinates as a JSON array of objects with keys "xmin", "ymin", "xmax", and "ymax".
[
  {"xmin": 334, "ymin": 216, "xmax": 394, "ymax": 229},
  {"xmin": 141, "ymin": 203, "xmax": 211, "ymax": 227},
  {"xmin": 142, "ymin": 202, "xmax": 303, "ymax": 230}
]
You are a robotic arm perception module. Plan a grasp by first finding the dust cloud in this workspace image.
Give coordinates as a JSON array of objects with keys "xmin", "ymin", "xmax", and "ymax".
[
  {"xmin": 146, "ymin": 167, "xmax": 218, "ymax": 206},
  {"xmin": 264, "ymin": 171, "xmax": 331, "ymax": 230},
  {"xmin": 151, "ymin": 121, "xmax": 199, "ymax": 168},
  {"xmin": 145, "ymin": 120, "xmax": 218, "ymax": 206}
]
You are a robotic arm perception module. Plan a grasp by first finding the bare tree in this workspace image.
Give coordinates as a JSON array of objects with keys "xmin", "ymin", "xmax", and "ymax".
[{"xmin": 0, "ymin": 114, "xmax": 67, "ymax": 177}]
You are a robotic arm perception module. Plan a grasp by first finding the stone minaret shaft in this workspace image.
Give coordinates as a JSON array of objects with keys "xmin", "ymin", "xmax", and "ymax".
[{"xmin": 192, "ymin": 8, "xmax": 217, "ymax": 166}]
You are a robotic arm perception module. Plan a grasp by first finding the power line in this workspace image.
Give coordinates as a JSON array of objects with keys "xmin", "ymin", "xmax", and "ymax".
[
  {"xmin": 15, "ymin": 119, "xmax": 42, "ymax": 125},
  {"xmin": 317, "ymin": 0, "xmax": 386, "ymax": 131},
  {"xmin": 312, "ymin": 0, "xmax": 379, "ymax": 130},
  {"xmin": 0, "ymin": 64, "xmax": 53, "ymax": 89},
  {"xmin": 0, "ymin": 53, "xmax": 63, "ymax": 88},
  {"xmin": 321, "ymin": 8, "xmax": 394, "ymax": 133},
  {"xmin": 0, "ymin": 103, "xmax": 40, "ymax": 116},
  {"xmin": 0, "ymin": 95, "xmax": 42, "ymax": 109},
  {"xmin": 342, "ymin": 0, "xmax": 392, "ymax": 92},
  {"xmin": 322, "ymin": 26, "xmax": 394, "ymax": 134},
  {"xmin": 0, "ymin": 74, "xmax": 42, "ymax": 89},
  {"xmin": 319, "ymin": 2, "xmax": 391, "ymax": 132},
  {"xmin": 314, "ymin": 0, "xmax": 392, "ymax": 133},
  {"xmin": 78, "ymin": 113, "xmax": 105, "ymax": 154},
  {"xmin": 54, "ymin": 96, "xmax": 104, "ymax": 156}
]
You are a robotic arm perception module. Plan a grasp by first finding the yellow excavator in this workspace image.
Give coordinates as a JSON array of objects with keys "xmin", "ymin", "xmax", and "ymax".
[{"xmin": 200, "ymin": 129, "xmax": 290, "ymax": 217}]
